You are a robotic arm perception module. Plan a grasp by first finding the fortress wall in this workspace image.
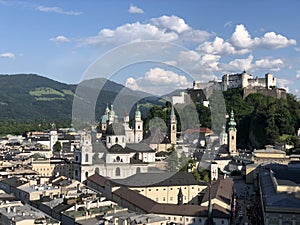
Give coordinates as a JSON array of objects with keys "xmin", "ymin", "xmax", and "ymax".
[{"xmin": 243, "ymin": 88, "xmax": 287, "ymax": 99}]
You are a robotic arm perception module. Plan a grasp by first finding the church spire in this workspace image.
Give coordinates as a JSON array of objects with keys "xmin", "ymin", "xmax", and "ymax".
[
  {"xmin": 228, "ymin": 110, "xmax": 236, "ymax": 130},
  {"xmin": 177, "ymin": 187, "xmax": 183, "ymax": 205},
  {"xmin": 170, "ymin": 105, "xmax": 177, "ymax": 145},
  {"xmin": 135, "ymin": 103, "xmax": 141, "ymax": 119},
  {"xmin": 170, "ymin": 105, "xmax": 176, "ymax": 120}
]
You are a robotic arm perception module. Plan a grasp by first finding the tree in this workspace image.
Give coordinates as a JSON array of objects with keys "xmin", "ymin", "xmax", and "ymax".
[
  {"xmin": 53, "ymin": 141, "xmax": 62, "ymax": 156},
  {"xmin": 165, "ymin": 150, "xmax": 179, "ymax": 172}
]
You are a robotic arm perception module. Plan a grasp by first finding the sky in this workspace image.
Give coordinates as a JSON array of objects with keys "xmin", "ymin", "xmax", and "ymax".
[{"xmin": 1, "ymin": 0, "xmax": 300, "ymax": 97}]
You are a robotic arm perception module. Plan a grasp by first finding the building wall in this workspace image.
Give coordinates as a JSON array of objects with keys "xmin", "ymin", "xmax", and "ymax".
[{"xmin": 130, "ymin": 184, "xmax": 207, "ymax": 205}]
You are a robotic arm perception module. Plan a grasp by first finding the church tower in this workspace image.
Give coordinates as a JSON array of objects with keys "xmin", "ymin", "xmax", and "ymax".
[
  {"xmin": 81, "ymin": 132, "xmax": 93, "ymax": 166},
  {"xmin": 219, "ymin": 125, "xmax": 228, "ymax": 146},
  {"xmin": 211, "ymin": 162, "xmax": 218, "ymax": 181},
  {"xmin": 101, "ymin": 104, "xmax": 110, "ymax": 131},
  {"xmin": 134, "ymin": 104, "xmax": 143, "ymax": 143},
  {"xmin": 177, "ymin": 187, "xmax": 183, "ymax": 205},
  {"xmin": 108, "ymin": 104, "xmax": 115, "ymax": 125},
  {"xmin": 228, "ymin": 110, "xmax": 237, "ymax": 156},
  {"xmin": 170, "ymin": 105, "xmax": 177, "ymax": 145}
]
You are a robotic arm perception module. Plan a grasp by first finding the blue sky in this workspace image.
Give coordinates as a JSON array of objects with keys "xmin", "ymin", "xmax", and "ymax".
[{"xmin": 1, "ymin": 0, "xmax": 300, "ymax": 96}]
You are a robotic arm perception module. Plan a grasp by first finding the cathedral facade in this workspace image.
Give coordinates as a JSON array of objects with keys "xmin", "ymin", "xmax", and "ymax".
[{"xmin": 72, "ymin": 104, "xmax": 158, "ymax": 182}]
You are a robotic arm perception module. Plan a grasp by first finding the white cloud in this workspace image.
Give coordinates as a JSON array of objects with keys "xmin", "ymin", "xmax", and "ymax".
[
  {"xmin": 36, "ymin": 6, "xmax": 82, "ymax": 15},
  {"xmin": 150, "ymin": 15, "xmax": 190, "ymax": 33},
  {"xmin": 49, "ymin": 35, "xmax": 70, "ymax": 43},
  {"xmin": 197, "ymin": 37, "xmax": 250, "ymax": 55},
  {"xmin": 231, "ymin": 24, "xmax": 253, "ymax": 49},
  {"xmin": 125, "ymin": 67, "xmax": 191, "ymax": 95},
  {"xmin": 254, "ymin": 58, "xmax": 284, "ymax": 71},
  {"xmin": 277, "ymin": 78, "xmax": 291, "ymax": 92},
  {"xmin": 178, "ymin": 50, "xmax": 200, "ymax": 65},
  {"xmin": 296, "ymin": 70, "xmax": 300, "ymax": 78},
  {"xmin": 220, "ymin": 55, "xmax": 254, "ymax": 72},
  {"xmin": 231, "ymin": 24, "xmax": 296, "ymax": 49},
  {"xmin": 128, "ymin": 5, "xmax": 144, "ymax": 14},
  {"xmin": 81, "ymin": 15, "xmax": 211, "ymax": 46},
  {"xmin": 0, "ymin": 52, "xmax": 15, "ymax": 59},
  {"xmin": 125, "ymin": 77, "xmax": 140, "ymax": 91}
]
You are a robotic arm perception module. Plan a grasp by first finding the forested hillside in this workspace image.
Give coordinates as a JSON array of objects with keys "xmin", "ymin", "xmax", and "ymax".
[
  {"xmin": 0, "ymin": 74, "xmax": 148, "ymax": 134},
  {"xmin": 145, "ymin": 88, "xmax": 300, "ymax": 149}
]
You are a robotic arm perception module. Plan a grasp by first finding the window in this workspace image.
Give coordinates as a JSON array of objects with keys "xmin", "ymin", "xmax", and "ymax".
[
  {"xmin": 138, "ymin": 125, "xmax": 140, "ymax": 129},
  {"xmin": 115, "ymin": 167, "xmax": 121, "ymax": 176},
  {"xmin": 232, "ymin": 136, "xmax": 234, "ymax": 140},
  {"xmin": 85, "ymin": 171, "xmax": 88, "ymax": 178},
  {"xmin": 95, "ymin": 168, "xmax": 100, "ymax": 174},
  {"xmin": 136, "ymin": 167, "xmax": 141, "ymax": 174},
  {"xmin": 170, "ymin": 197, "xmax": 173, "ymax": 201},
  {"xmin": 115, "ymin": 137, "xmax": 118, "ymax": 143},
  {"xmin": 116, "ymin": 156, "xmax": 120, "ymax": 162},
  {"xmin": 75, "ymin": 155, "xmax": 79, "ymax": 162},
  {"xmin": 163, "ymin": 197, "xmax": 166, "ymax": 201},
  {"xmin": 85, "ymin": 153, "xmax": 89, "ymax": 162},
  {"xmin": 221, "ymin": 220, "xmax": 224, "ymax": 224}
]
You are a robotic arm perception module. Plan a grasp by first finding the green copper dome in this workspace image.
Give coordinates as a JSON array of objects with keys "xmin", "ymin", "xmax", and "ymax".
[
  {"xmin": 135, "ymin": 104, "xmax": 141, "ymax": 117},
  {"xmin": 228, "ymin": 110, "xmax": 236, "ymax": 129}
]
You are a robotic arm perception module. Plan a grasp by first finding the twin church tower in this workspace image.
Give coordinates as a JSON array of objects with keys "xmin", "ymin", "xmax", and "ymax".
[{"xmin": 99, "ymin": 104, "xmax": 177, "ymax": 146}]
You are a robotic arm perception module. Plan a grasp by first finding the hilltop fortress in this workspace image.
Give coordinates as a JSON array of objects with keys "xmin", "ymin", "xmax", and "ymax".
[
  {"xmin": 221, "ymin": 71, "xmax": 286, "ymax": 99},
  {"xmin": 190, "ymin": 71, "xmax": 287, "ymax": 101}
]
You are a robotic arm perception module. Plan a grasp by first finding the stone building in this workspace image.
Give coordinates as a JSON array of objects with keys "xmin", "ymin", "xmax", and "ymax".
[{"xmin": 221, "ymin": 71, "xmax": 276, "ymax": 91}]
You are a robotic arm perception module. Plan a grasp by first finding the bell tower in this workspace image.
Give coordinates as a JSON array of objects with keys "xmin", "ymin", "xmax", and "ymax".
[
  {"xmin": 134, "ymin": 104, "xmax": 143, "ymax": 143},
  {"xmin": 228, "ymin": 110, "xmax": 237, "ymax": 156},
  {"xmin": 170, "ymin": 105, "xmax": 177, "ymax": 145}
]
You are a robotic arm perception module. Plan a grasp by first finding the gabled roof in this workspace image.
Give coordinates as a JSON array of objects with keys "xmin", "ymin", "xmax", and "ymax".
[
  {"xmin": 114, "ymin": 187, "xmax": 156, "ymax": 212},
  {"xmin": 113, "ymin": 186, "xmax": 230, "ymax": 218},
  {"xmin": 87, "ymin": 172, "xmax": 109, "ymax": 187},
  {"xmin": 202, "ymin": 177, "xmax": 233, "ymax": 206},
  {"xmin": 184, "ymin": 128, "xmax": 213, "ymax": 135},
  {"xmin": 113, "ymin": 171, "xmax": 206, "ymax": 187},
  {"xmin": 0, "ymin": 177, "xmax": 28, "ymax": 188}
]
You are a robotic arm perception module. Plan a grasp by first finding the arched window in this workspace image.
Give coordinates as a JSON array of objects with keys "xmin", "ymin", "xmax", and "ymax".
[
  {"xmin": 116, "ymin": 156, "xmax": 120, "ymax": 162},
  {"xmin": 75, "ymin": 155, "xmax": 79, "ymax": 162},
  {"xmin": 95, "ymin": 168, "xmax": 100, "ymax": 174},
  {"xmin": 172, "ymin": 125, "xmax": 175, "ymax": 130},
  {"xmin": 75, "ymin": 169, "xmax": 78, "ymax": 176},
  {"xmin": 136, "ymin": 167, "xmax": 141, "ymax": 174},
  {"xmin": 122, "ymin": 137, "xmax": 125, "ymax": 143},
  {"xmin": 85, "ymin": 171, "xmax": 88, "ymax": 178},
  {"xmin": 85, "ymin": 153, "xmax": 89, "ymax": 162},
  {"xmin": 232, "ymin": 136, "xmax": 234, "ymax": 140},
  {"xmin": 115, "ymin": 137, "xmax": 118, "ymax": 143},
  {"xmin": 115, "ymin": 167, "xmax": 121, "ymax": 176}
]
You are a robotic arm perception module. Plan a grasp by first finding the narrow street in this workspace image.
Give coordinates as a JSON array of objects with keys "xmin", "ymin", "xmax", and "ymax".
[{"xmin": 232, "ymin": 178, "xmax": 263, "ymax": 225}]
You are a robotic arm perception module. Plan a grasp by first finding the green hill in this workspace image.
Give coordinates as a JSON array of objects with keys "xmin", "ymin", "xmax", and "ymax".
[{"xmin": 0, "ymin": 74, "xmax": 150, "ymax": 134}]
